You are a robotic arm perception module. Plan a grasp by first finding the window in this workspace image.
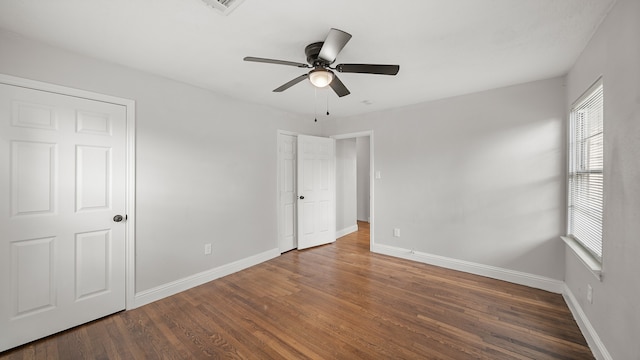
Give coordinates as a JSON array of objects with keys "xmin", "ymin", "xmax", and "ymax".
[{"xmin": 568, "ymin": 79, "xmax": 604, "ymax": 262}]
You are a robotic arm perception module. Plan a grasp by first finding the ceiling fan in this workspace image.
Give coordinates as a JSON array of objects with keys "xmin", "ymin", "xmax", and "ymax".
[{"xmin": 243, "ymin": 28, "xmax": 400, "ymax": 97}]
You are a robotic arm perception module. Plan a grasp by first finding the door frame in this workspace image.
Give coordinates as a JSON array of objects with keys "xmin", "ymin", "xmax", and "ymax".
[
  {"xmin": 0, "ymin": 73, "xmax": 137, "ymax": 310},
  {"xmin": 331, "ymin": 130, "xmax": 375, "ymax": 250}
]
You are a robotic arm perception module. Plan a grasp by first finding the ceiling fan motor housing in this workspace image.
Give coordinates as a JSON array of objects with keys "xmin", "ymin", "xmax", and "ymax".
[{"xmin": 305, "ymin": 42, "xmax": 329, "ymax": 66}]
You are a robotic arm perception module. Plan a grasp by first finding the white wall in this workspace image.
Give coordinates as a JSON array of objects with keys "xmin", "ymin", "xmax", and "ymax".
[
  {"xmin": 323, "ymin": 77, "xmax": 566, "ymax": 280},
  {"xmin": 335, "ymin": 138, "xmax": 357, "ymax": 235},
  {"xmin": 0, "ymin": 30, "xmax": 320, "ymax": 294},
  {"xmin": 564, "ymin": 0, "xmax": 640, "ymax": 358},
  {"xmin": 356, "ymin": 136, "xmax": 370, "ymax": 222}
]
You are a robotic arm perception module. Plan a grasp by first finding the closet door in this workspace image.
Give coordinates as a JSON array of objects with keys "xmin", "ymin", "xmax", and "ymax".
[{"xmin": 0, "ymin": 83, "xmax": 127, "ymax": 351}]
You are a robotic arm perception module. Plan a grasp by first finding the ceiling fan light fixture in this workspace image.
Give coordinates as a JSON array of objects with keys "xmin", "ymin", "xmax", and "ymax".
[{"xmin": 309, "ymin": 69, "xmax": 334, "ymax": 88}]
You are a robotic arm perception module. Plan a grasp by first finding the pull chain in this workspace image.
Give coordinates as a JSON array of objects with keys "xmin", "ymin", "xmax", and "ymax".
[
  {"xmin": 326, "ymin": 91, "xmax": 330, "ymax": 116},
  {"xmin": 314, "ymin": 87, "xmax": 318, "ymax": 122}
]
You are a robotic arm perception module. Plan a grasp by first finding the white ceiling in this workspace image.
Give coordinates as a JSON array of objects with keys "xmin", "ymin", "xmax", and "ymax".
[{"xmin": 0, "ymin": 0, "xmax": 614, "ymax": 117}]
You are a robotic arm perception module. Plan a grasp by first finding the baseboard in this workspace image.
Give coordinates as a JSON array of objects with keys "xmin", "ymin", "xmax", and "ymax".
[
  {"xmin": 371, "ymin": 243, "xmax": 564, "ymax": 294},
  {"xmin": 133, "ymin": 248, "xmax": 280, "ymax": 308},
  {"xmin": 562, "ymin": 285, "xmax": 612, "ymax": 360},
  {"xmin": 336, "ymin": 224, "xmax": 359, "ymax": 239}
]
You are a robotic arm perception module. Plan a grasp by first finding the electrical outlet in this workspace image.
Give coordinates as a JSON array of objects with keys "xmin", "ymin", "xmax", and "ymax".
[
  {"xmin": 393, "ymin": 228, "xmax": 400, "ymax": 237},
  {"xmin": 587, "ymin": 284, "xmax": 593, "ymax": 304},
  {"xmin": 204, "ymin": 243, "xmax": 212, "ymax": 255}
]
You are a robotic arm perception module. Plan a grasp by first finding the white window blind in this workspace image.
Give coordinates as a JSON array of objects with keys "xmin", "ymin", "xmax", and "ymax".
[{"xmin": 568, "ymin": 80, "xmax": 604, "ymax": 261}]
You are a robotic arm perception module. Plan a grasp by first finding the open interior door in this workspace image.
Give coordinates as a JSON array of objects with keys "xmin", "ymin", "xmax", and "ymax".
[{"xmin": 297, "ymin": 135, "xmax": 335, "ymax": 250}]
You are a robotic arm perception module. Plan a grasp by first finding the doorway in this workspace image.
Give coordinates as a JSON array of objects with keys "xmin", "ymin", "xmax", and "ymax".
[
  {"xmin": 276, "ymin": 130, "xmax": 374, "ymax": 253},
  {"xmin": 333, "ymin": 132, "xmax": 373, "ymax": 249}
]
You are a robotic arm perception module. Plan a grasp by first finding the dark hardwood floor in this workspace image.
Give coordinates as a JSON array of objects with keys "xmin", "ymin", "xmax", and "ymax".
[{"xmin": 1, "ymin": 222, "xmax": 593, "ymax": 359}]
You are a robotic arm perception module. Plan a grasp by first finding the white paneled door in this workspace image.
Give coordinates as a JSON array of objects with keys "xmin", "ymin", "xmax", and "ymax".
[
  {"xmin": 0, "ymin": 83, "xmax": 127, "ymax": 351},
  {"xmin": 297, "ymin": 135, "xmax": 335, "ymax": 250}
]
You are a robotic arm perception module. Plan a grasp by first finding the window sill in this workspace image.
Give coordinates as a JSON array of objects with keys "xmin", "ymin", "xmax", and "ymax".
[{"xmin": 561, "ymin": 236, "xmax": 602, "ymax": 281}]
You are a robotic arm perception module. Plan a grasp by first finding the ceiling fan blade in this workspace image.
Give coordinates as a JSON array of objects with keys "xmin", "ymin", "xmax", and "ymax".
[
  {"xmin": 318, "ymin": 28, "xmax": 352, "ymax": 63},
  {"xmin": 336, "ymin": 64, "xmax": 400, "ymax": 75},
  {"xmin": 329, "ymin": 75, "xmax": 350, "ymax": 97},
  {"xmin": 244, "ymin": 57, "xmax": 310, "ymax": 68},
  {"xmin": 273, "ymin": 74, "xmax": 309, "ymax": 92}
]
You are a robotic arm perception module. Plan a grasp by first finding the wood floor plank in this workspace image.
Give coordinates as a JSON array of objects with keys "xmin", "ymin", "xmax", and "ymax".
[{"xmin": 1, "ymin": 222, "xmax": 594, "ymax": 359}]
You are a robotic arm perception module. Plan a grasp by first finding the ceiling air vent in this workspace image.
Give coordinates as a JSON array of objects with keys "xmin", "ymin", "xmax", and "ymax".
[{"xmin": 201, "ymin": 0, "xmax": 245, "ymax": 15}]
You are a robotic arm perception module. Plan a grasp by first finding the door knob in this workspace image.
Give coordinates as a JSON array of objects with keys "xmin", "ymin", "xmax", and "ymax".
[
  {"xmin": 113, "ymin": 215, "xmax": 124, "ymax": 222},
  {"xmin": 299, "ymin": 196, "xmax": 305, "ymax": 200}
]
